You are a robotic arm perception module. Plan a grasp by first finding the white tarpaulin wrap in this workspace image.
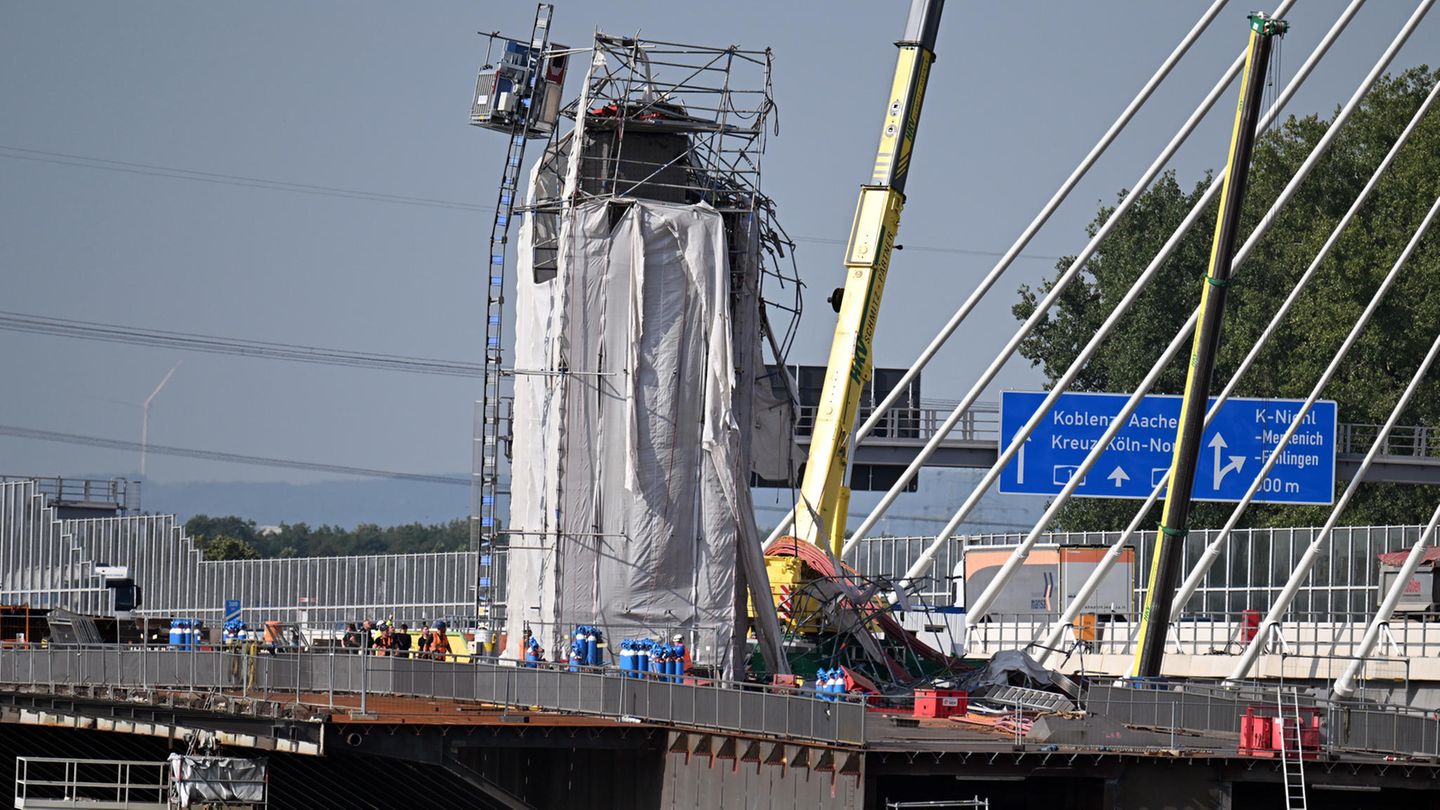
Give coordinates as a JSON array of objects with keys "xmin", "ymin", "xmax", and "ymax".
[
  {"xmin": 167, "ymin": 754, "xmax": 267, "ymax": 806},
  {"xmin": 506, "ymin": 198, "xmax": 745, "ymax": 675}
]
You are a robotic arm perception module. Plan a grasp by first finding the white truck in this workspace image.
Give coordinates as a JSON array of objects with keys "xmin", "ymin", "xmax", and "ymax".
[{"xmin": 954, "ymin": 543, "xmax": 1135, "ymax": 619}]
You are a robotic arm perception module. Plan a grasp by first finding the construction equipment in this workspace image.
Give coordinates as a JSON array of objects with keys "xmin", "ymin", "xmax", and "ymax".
[
  {"xmin": 1130, "ymin": 12, "xmax": 1287, "ymax": 679},
  {"xmin": 786, "ymin": 0, "xmax": 944, "ymax": 557},
  {"xmin": 759, "ymin": 0, "xmax": 959, "ymax": 690},
  {"xmin": 468, "ymin": 4, "xmax": 563, "ymax": 627}
]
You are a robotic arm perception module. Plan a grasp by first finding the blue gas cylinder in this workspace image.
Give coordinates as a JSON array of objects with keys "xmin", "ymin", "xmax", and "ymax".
[
  {"xmin": 585, "ymin": 628, "xmax": 599, "ymax": 666},
  {"xmin": 649, "ymin": 643, "xmax": 664, "ymax": 679},
  {"xmin": 568, "ymin": 638, "xmax": 584, "ymax": 672},
  {"xmin": 619, "ymin": 640, "xmax": 632, "ymax": 675},
  {"xmin": 640, "ymin": 639, "xmax": 654, "ymax": 678},
  {"xmin": 671, "ymin": 638, "xmax": 686, "ymax": 680},
  {"xmin": 169, "ymin": 620, "xmax": 183, "ymax": 648}
]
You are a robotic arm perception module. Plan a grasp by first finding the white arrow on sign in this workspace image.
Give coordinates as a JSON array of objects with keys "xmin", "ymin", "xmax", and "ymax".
[
  {"xmin": 1107, "ymin": 466, "xmax": 1130, "ymax": 488},
  {"xmin": 1208, "ymin": 433, "xmax": 1247, "ymax": 488}
]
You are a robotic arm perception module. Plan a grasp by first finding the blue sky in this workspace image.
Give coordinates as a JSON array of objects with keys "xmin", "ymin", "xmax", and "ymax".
[{"xmin": 1, "ymin": 1, "xmax": 1433, "ymax": 513}]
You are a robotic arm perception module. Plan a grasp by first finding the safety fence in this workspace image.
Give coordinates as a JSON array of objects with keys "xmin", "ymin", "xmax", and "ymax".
[
  {"xmin": 963, "ymin": 611, "xmax": 1440, "ymax": 662},
  {"xmin": 1082, "ymin": 681, "xmax": 1440, "ymax": 758},
  {"xmin": 0, "ymin": 479, "xmax": 475, "ymax": 627},
  {"xmin": 852, "ymin": 524, "xmax": 1427, "ymax": 616},
  {"xmin": 4, "ymin": 645, "xmax": 1437, "ymax": 756},
  {"xmin": 0, "ymin": 645, "xmax": 866, "ymax": 747}
]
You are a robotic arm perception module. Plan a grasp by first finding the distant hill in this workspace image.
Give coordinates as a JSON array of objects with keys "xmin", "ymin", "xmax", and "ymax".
[
  {"xmin": 140, "ymin": 477, "xmax": 470, "ymax": 527},
  {"xmin": 116, "ymin": 468, "xmax": 1041, "ymax": 535}
]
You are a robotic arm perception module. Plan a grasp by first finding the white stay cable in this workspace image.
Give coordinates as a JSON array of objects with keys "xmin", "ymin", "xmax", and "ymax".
[
  {"xmin": 763, "ymin": 0, "xmax": 1239, "ymax": 552},
  {"xmin": 848, "ymin": 0, "xmax": 1231, "ymax": 456},
  {"xmin": 839, "ymin": 0, "xmax": 1334, "ymax": 556},
  {"xmin": 1174, "ymin": 193, "xmax": 1440, "ymax": 619},
  {"xmin": 1224, "ymin": 196, "xmax": 1440, "ymax": 684},
  {"xmin": 1332, "ymin": 500, "xmax": 1440, "ymax": 699},
  {"xmin": 1033, "ymin": 74, "xmax": 1440, "ymax": 664},
  {"xmin": 883, "ymin": 0, "xmax": 1395, "ymax": 589}
]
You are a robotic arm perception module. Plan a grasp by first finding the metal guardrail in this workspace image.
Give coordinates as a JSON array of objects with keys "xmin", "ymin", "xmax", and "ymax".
[
  {"xmin": 1081, "ymin": 681, "xmax": 1440, "ymax": 758},
  {"xmin": 14, "ymin": 757, "xmax": 171, "ymax": 809},
  {"xmin": 0, "ymin": 646, "xmax": 867, "ymax": 747},
  {"xmin": 2, "ymin": 645, "xmax": 1435, "ymax": 757},
  {"xmin": 964, "ymin": 612, "xmax": 1440, "ymax": 662},
  {"xmin": 0, "ymin": 475, "xmax": 139, "ymax": 511}
]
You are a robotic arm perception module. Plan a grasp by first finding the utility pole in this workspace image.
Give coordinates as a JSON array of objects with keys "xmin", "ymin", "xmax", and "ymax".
[{"xmin": 1130, "ymin": 13, "xmax": 1287, "ymax": 679}]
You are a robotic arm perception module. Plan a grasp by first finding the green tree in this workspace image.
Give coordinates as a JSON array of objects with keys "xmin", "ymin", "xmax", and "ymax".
[
  {"xmin": 198, "ymin": 534, "xmax": 260, "ymax": 561},
  {"xmin": 1013, "ymin": 67, "xmax": 1440, "ymax": 531},
  {"xmin": 184, "ymin": 514, "xmax": 258, "ymax": 546}
]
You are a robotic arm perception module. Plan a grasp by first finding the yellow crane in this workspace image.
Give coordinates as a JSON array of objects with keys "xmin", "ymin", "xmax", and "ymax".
[{"xmin": 788, "ymin": 0, "xmax": 945, "ymax": 558}]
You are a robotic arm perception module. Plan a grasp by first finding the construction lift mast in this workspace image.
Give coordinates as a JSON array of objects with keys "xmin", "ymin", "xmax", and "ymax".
[
  {"xmin": 789, "ymin": 0, "xmax": 944, "ymax": 557},
  {"xmin": 468, "ymin": 4, "xmax": 561, "ymax": 626},
  {"xmin": 1130, "ymin": 12, "xmax": 1287, "ymax": 679}
]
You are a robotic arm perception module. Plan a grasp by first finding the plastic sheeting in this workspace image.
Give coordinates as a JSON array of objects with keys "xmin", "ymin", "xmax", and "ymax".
[
  {"xmin": 167, "ymin": 754, "xmax": 267, "ymax": 806},
  {"xmin": 506, "ymin": 197, "xmax": 748, "ymax": 675}
]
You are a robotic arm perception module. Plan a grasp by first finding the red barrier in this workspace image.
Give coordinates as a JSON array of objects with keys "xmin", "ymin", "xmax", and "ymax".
[{"xmin": 914, "ymin": 689, "xmax": 969, "ymax": 719}]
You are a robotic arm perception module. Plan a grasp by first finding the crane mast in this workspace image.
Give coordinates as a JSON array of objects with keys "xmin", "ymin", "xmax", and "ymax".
[
  {"xmin": 791, "ymin": 0, "xmax": 944, "ymax": 557},
  {"xmin": 1130, "ymin": 12, "xmax": 1287, "ymax": 679}
]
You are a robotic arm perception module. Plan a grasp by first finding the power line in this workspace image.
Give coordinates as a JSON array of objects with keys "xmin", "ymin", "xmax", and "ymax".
[
  {"xmin": 0, "ymin": 145, "xmax": 491, "ymax": 213},
  {"xmin": 788, "ymin": 235, "xmax": 1062, "ymax": 262},
  {"xmin": 0, "ymin": 424, "xmax": 470, "ymax": 487},
  {"xmin": 0, "ymin": 310, "xmax": 484, "ymax": 378},
  {"xmin": 0, "ymin": 144, "xmax": 1062, "ymax": 262}
]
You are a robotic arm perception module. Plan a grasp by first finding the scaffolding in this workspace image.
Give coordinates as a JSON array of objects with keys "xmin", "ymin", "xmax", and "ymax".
[{"xmin": 475, "ymin": 31, "xmax": 802, "ymax": 652}]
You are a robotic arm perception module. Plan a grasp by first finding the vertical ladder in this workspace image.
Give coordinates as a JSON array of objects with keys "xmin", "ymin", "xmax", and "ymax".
[
  {"xmin": 475, "ymin": 3, "xmax": 554, "ymax": 620},
  {"xmin": 1277, "ymin": 686, "xmax": 1308, "ymax": 810}
]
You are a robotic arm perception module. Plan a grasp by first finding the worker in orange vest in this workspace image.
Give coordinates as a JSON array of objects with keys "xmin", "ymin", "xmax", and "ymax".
[
  {"xmin": 430, "ymin": 620, "xmax": 453, "ymax": 661},
  {"xmin": 373, "ymin": 625, "xmax": 397, "ymax": 657}
]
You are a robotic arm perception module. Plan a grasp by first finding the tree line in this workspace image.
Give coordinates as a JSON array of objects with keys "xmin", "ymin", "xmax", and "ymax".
[
  {"xmin": 183, "ymin": 514, "xmax": 471, "ymax": 560},
  {"xmin": 1014, "ymin": 66, "xmax": 1440, "ymax": 531}
]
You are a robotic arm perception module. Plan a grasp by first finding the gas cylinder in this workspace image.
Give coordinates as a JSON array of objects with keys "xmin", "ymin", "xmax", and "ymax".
[
  {"xmin": 568, "ymin": 637, "xmax": 584, "ymax": 672},
  {"xmin": 585, "ymin": 627, "xmax": 599, "ymax": 667},
  {"xmin": 619, "ymin": 640, "xmax": 632, "ymax": 676}
]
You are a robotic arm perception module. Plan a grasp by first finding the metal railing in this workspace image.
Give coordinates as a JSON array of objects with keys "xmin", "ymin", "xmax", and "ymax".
[
  {"xmin": 14, "ymin": 757, "xmax": 170, "ymax": 809},
  {"xmin": 963, "ymin": 611, "xmax": 1440, "ymax": 662},
  {"xmin": 0, "ymin": 644, "xmax": 867, "ymax": 747},
  {"xmin": 0, "ymin": 475, "xmax": 139, "ymax": 511},
  {"xmin": 1080, "ymin": 681, "xmax": 1440, "ymax": 758}
]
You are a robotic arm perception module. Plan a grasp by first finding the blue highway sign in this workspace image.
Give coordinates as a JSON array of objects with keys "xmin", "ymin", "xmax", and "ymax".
[{"xmin": 998, "ymin": 391, "xmax": 1336, "ymax": 505}]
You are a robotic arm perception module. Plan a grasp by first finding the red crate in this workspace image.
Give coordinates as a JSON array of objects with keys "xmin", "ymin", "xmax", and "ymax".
[
  {"xmin": 914, "ymin": 689, "xmax": 969, "ymax": 719},
  {"xmin": 1239, "ymin": 706, "xmax": 1323, "ymax": 759}
]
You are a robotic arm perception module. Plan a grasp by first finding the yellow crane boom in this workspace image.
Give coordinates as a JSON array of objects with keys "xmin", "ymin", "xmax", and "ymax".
[{"xmin": 791, "ymin": 0, "xmax": 945, "ymax": 556}]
